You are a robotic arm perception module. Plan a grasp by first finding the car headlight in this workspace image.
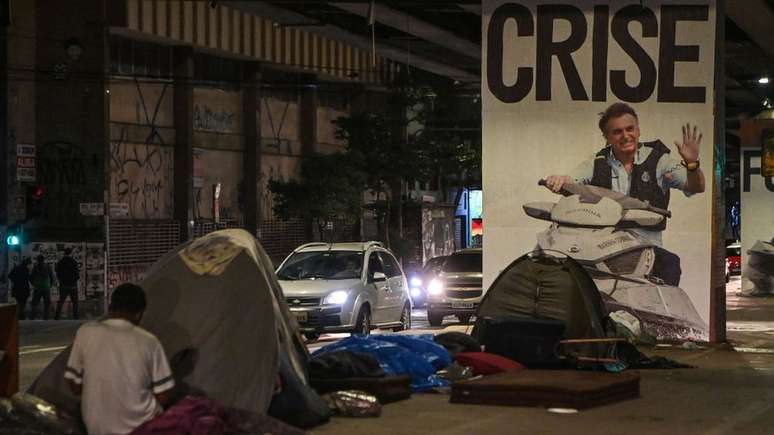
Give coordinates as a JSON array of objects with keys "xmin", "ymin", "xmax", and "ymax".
[
  {"xmin": 410, "ymin": 287, "xmax": 423, "ymax": 298},
  {"xmin": 428, "ymin": 279, "xmax": 444, "ymax": 295},
  {"xmin": 410, "ymin": 276, "xmax": 423, "ymax": 287},
  {"xmin": 324, "ymin": 290, "xmax": 349, "ymax": 305}
]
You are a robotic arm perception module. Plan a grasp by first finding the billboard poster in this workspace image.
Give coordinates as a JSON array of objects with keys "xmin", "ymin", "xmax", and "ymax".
[
  {"xmin": 483, "ymin": 1, "xmax": 717, "ymax": 340},
  {"xmin": 740, "ymin": 148, "xmax": 774, "ymax": 295}
]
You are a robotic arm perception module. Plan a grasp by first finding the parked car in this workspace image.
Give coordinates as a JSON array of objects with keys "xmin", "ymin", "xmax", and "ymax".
[
  {"xmin": 406, "ymin": 255, "xmax": 448, "ymax": 308},
  {"xmin": 426, "ymin": 248, "xmax": 483, "ymax": 326},
  {"xmin": 726, "ymin": 242, "xmax": 741, "ymax": 282},
  {"xmin": 276, "ymin": 241, "xmax": 412, "ymax": 340}
]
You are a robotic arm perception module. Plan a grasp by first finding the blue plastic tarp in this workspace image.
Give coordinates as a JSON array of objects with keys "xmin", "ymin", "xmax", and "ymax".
[{"xmin": 312, "ymin": 334, "xmax": 451, "ymax": 391}]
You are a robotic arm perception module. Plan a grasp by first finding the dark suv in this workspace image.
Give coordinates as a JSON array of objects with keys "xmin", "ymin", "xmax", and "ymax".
[{"xmin": 425, "ymin": 248, "xmax": 483, "ymax": 326}]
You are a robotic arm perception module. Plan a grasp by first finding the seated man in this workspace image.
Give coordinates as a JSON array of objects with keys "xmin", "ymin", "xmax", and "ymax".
[{"xmin": 65, "ymin": 283, "xmax": 175, "ymax": 435}]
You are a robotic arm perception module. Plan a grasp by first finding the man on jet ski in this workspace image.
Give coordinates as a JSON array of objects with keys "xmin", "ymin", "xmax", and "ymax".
[{"xmin": 543, "ymin": 102, "xmax": 705, "ymax": 285}]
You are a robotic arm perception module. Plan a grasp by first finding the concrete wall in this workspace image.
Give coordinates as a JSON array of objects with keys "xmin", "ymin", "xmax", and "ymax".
[
  {"xmin": 109, "ymin": 80, "xmax": 175, "ymax": 219},
  {"xmin": 35, "ymin": 0, "xmax": 107, "ymax": 229},
  {"xmin": 192, "ymin": 87, "xmax": 244, "ymax": 221}
]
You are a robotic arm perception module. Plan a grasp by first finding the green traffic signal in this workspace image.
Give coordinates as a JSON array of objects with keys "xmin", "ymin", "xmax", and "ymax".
[{"xmin": 6, "ymin": 234, "xmax": 20, "ymax": 246}]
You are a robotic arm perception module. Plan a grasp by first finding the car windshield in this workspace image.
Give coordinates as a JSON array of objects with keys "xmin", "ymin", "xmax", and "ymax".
[
  {"xmin": 277, "ymin": 251, "xmax": 364, "ymax": 280},
  {"xmin": 443, "ymin": 253, "xmax": 482, "ymax": 273},
  {"xmin": 423, "ymin": 256, "xmax": 447, "ymax": 274},
  {"xmin": 727, "ymin": 246, "xmax": 741, "ymax": 257}
]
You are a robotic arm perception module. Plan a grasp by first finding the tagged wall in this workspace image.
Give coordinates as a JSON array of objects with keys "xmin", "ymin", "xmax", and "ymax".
[
  {"xmin": 261, "ymin": 94, "xmax": 301, "ymax": 154},
  {"xmin": 483, "ymin": 1, "xmax": 717, "ymax": 340},
  {"xmin": 109, "ymin": 141, "xmax": 174, "ymax": 219},
  {"xmin": 109, "ymin": 80, "xmax": 175, "ymax": 219},
  {"xmin": 740, "ymin": 147, "xmax": 774, "ymax": 294}
]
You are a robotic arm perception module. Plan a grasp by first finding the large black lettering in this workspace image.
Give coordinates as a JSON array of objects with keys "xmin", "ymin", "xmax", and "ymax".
[
  {"xmin": 743, "ymin": 150, "xmax": 774, "ymax": 192},
  {"xmin": 487, "ymin": 3, "xmax": 534, "ymax": 103},
  {"xmin": 536, "ymin": 5, "xmax": 588, "ymax": 101},
  {"xmin": 591, "ymin": 5, "xmax": 609, "ymax": 102},
  {"xmin": 658, "ymin": 5, "xmax": 709, "ymax": 103},
  {"xmin": 610, "ymin": 5, "xmax": 657, "ymax": 103}
]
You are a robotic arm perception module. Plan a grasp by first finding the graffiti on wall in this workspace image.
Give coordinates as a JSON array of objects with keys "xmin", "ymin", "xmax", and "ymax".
[
  {"xmin": 109, "ymin": 80, "xmax": 174, "ymax": 219},
  {"xmin": 108, "ymin": 264, "xmax": 148, "ymax": 291},
  {"xmin": 110, "ymin": 135, "xmax": 174, "ymax": 219},
  {"xmin": 38, "ymin": 141, "xmax": 97, "ymax": 222},
  {"xmin": 7, "ymin": 242, "xmax": 105, "ymax": 300},
  {"xmin": 194, "ymin": 105, "xmax": 235, "ymax": 132}
]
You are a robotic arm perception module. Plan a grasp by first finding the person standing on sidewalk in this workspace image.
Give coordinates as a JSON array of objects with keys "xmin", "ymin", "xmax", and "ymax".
[
  {"xmin": 55, "ymin": 248, "xmax": 80, "ymax": 320},
  {"xmin": 8, "ymin": 257, "xmax": 32, "ymax": 320},
  {"xmin": 29, "ymin": 255, "xmax": 55, "ymax": 320}
]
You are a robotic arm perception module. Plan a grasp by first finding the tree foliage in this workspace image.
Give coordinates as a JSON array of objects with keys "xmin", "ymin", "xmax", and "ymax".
[{"xmin": 268, "ymin": 152, "xmax": 365, "ymax": 234}]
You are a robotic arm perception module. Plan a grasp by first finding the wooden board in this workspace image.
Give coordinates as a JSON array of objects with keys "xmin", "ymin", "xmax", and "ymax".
[
  {"xmin": 451, "ymin": 369, "xmax": 639, "ymax": 410},
  {"xmin": 0, "ymin": 304, "xmax": 19, "ymax": 397}
]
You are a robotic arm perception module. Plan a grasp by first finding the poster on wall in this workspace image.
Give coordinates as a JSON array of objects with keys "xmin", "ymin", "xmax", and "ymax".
[
  {"xmin": 483, "ymin": 0, "xmax": 717, "ymax": 340},
  {"xmin": 7, "ymin": 242, "xmax": 105, "ymax": 300},
  {"xmin": 740, "ymin": 148, "xmax": 774, "ymax": 295}
]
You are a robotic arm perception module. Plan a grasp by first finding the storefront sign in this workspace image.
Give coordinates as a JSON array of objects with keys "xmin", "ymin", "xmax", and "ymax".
[{"xmin": 16, "ymin": 144, "xmax": 36, "ymax": 182}]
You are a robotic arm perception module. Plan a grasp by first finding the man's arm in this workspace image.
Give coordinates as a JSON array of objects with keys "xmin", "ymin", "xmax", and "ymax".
[
  {"xmin": 64, "ymin": 329, "xmax": 85, "ymax": 396},
  {"xmin": 683, "ymin": 166, "xmax": 705, "ymax": 193},
  {"xmin": 674, "ymin": 123, "xmax": 705, "ymax": 194},
  {"xmin": 150, "ymin": 339, "xmax": 176, "ymax": 409},
  {"xmin": 544, "ymin": 155, "xmax": 595, "ymax": 193}
]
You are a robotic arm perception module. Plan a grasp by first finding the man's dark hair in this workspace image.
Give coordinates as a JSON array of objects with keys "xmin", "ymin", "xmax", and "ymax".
[
  {"xmin": 598, "ymin": 102, "xmax": 638, "ymax": 134},
  {"xmin": 36, "ymin": 255, "xmax": 45, "ymax": 263},
  {"xmin": 63, "ymin": 248, "xmax": 72, "ymax": 256},
  {"xmin": 109, "ymin": 283, "xmax": 147, "ymax": 314}
]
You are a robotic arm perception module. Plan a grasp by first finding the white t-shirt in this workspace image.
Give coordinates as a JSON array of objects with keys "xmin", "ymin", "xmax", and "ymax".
[{"xmin": 65, "ymin": 319, "xmax": 175, "ymax": 435}]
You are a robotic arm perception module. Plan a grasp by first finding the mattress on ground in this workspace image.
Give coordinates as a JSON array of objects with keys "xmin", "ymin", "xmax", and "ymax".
[
  {"xmin": 450, "ymin": 369, "xmax": 639, "ymax": 409},
  {"xmin": 310, "ymin": 375, "xmax": 412, "ymax": 403}
]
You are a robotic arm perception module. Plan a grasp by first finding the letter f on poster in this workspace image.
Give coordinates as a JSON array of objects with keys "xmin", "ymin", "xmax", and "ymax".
[{"xmin": 483, "ymin": 0, "xmax": 716, "ymax": 341}]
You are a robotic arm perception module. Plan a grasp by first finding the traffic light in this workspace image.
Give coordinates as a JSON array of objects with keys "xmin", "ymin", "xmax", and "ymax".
[
  {"xmin": 26, "ymin": 185, "xmax": 46, "ymax": 219},
  {"xmin": 5, "ymin": 225, "xmax": 22, "ymax": 247}
]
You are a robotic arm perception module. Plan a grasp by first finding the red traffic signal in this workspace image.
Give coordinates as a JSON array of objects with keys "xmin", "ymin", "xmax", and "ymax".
[{"xmin": 31, "ymin": 185, "xmax": 44, "ymax": 200}]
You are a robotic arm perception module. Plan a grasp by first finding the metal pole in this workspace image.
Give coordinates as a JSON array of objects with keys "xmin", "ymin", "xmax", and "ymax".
[{"xmin": 103, "ymin": 190, "xmax": 109, "ymax": 316}]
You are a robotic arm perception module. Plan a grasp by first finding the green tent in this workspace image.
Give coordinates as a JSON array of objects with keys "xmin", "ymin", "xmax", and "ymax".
[{"xmin": 475, "ymin": 253, "xmax": 607, "ymax": 340}]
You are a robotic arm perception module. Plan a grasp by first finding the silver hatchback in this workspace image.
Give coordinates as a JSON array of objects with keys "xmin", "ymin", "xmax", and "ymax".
[{"xmin": 276, "ymin": 242, "xmax": 412, "ymax": 340}]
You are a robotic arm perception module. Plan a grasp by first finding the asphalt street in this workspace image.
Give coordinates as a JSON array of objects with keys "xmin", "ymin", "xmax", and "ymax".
[{"xmin": 17, "ymin": 309, "xmax": 472, "ymax": 391}]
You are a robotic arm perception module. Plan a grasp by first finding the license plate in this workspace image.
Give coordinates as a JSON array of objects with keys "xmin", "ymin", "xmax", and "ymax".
[
  {"xmin": 293, "ymin": 311, "xmax": 308, "ymax": 323},
  {"xmin": 451, "ymin": 301, "xmax": 474, "ymax": 309}
]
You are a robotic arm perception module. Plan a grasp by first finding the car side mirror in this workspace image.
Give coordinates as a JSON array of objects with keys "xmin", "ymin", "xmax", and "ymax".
[{"xmin": 372, "ymin": 272, "xmax": 387, "ymax": 282}]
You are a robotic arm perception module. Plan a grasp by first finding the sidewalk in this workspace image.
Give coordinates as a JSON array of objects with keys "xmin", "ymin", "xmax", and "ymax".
[
  {"xmin": 312, "ymin": 345, "xmax": 774, "ymax": 435},
  {"xmin": 311, "ymin": 279, "xmax": 774, "ymax": 435}
]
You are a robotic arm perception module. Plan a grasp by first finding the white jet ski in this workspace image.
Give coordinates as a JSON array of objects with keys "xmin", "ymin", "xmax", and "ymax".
[{"xmin": 523, "ymin": 181, "xmax": 709, "ymax": 341}]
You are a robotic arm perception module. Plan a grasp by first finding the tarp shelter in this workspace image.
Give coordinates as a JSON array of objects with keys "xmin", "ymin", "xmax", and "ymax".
[
  {"xmin": 28, "ymin": 229, "xmax": 309, "ymax": 417},
  {"xmin": 474, "ymin": 253, "xmax": 608, "ymax": 340}
]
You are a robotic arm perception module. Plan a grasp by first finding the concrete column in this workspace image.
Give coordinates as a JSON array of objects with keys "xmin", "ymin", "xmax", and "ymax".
[
  {"xmin": 173, "ymin": 46, "xmax": 194, "ymax": 242},
  {"xmin": 242, "ymin": 62, "xmax": 261, "ymax": 236},
  {"xmin": 299, "ymin": 75, "xmax": 318, "ymax": 240},
  {"xmin": 300, "ymin": 75, "xmax": 318, "ymax": 156}
]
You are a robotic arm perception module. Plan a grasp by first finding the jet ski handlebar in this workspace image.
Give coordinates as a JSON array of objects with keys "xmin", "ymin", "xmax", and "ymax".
[{"xmin": 538, "ymin": 179, "xmax": 672, "ymax": 218}]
